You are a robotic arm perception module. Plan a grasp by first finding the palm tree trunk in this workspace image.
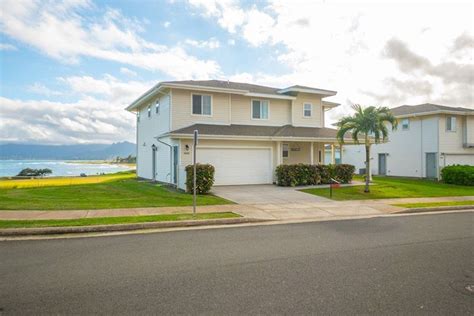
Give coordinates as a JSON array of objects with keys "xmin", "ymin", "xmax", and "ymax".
[{"xmin": 365, "ymin": 143, "xmax": 370, "ymax": 193}]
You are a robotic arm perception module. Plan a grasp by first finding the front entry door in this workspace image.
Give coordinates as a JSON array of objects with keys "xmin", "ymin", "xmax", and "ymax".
[
  {"xmin": 378, "ymin": 154, "xmax": 387, "ymax": 175},
  {"xmin": 172, "ymin": 146, "xmax": 179, "ymax": 185},
  {"xmin": 426, "ymin": 153, "xmax": 437, "ymax": 178},
  {"xmin": 152, "ymin": 147, "xmax": 157, "ymax": 181}
]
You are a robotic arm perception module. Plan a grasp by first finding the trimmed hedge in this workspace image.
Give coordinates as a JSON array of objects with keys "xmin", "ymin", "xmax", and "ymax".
[
  {"xmin": 441, "ymin": 165, "xmax": 474, "ymax": 186},
  {"xmin": 276, "ymin": 164, "xmax": 355, "ymax": 187},
  {"xmin": 185, "ymin": 163, "xmax": 215, "ymax": 194}
]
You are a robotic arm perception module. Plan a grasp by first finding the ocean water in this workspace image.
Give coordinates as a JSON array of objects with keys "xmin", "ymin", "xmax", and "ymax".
[{"xmin": 0, "ymin": 160, "xmax": 134, "ymax": 177}]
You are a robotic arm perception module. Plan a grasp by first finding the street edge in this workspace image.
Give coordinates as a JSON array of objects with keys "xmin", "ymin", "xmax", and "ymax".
[
  {"xmin": 392, "ymin": 205, "xmax": 474, "ymax": 214},
  {"xmin": 0, "ymin": 217, "xmax": 271, "ymax": 237}
]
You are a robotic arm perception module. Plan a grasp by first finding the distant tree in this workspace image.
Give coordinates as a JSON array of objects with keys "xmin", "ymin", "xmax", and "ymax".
[
  {"xmin": 336, "ymin": 104, "xmax": 397, "ymax": 193},
  {"xmin": 17, "ymin": 168, "xmax": 52, "ymax": 177}
]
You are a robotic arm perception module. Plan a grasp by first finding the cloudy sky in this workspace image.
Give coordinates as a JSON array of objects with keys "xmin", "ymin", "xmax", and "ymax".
[{"xmin": 0, "ymin": 0, "xmax": 472, "ymax": 144}]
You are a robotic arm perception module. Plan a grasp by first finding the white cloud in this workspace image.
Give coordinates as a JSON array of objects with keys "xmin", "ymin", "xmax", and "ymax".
[
  {"xmin": 163, "ymin": 21, "xmax": 171, "ymax": 28},
  {"xmin": 227, "ymin": 39, "xmax": 236, "ymax": 46},
  {"xmin": 0, "ymin": 0, "xmax": 220, "ymax": 79},
  {"xmin": 27, "ymin": 83, "xmax": 63, "ymax": 96},
  {"xmin": 120, "ymin": 67, "xmax": 137, "ymax": 77},
  {"xmin": 189, "ymin": 0, "xmax": 474, "ymax": 124},
  {"xmin": 184, "ymin": 37, "xmax": 220, "ymax": 49},
  {"xmin": 0, "ymin": 74, "xmax": 154, "ymax": 144},
  {"xmin": 0, "ymin": 43, "xmax": 17, "ymax": 50}
]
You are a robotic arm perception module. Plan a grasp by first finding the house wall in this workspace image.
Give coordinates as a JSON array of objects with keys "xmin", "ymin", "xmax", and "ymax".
[
  {"xmin": 343, "ymin": 116, "xmax": 439, "ymax": 177},
  {"xmin": 292, "ymin": 93, "xmax": 324, "ymax": 127},
  {"xmin": 230, "ymin": 94, "xmax": 292, "ymax": 126},
  {"xmin": 136, "ymin": 93, "xmax": 171, "ymax": 180},
  {"xmin": 438, "ymin": 114, "xmax": 474, "ymax": 167}
]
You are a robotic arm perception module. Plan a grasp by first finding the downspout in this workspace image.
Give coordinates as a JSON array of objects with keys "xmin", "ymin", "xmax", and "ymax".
[{"xmin": 156, "ymin": 137, "xmax": 175, "ymax": 187}]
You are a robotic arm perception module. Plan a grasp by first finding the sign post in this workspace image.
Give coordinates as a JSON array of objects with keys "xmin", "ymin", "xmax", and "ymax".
[{"xmin": 192, "ymin": 130, "xmax": 198, "ymax": 218}]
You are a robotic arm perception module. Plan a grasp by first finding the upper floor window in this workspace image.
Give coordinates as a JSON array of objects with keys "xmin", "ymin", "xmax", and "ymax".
[
  {"xmin": 155, "ymin": 100, "xmax": 160, "ymax": 114},
  {"xmin": 192, "ymin": 94, "xmax": 212, "ymax": 116},
  {"xmin": 147, "ymin": 105, "xmax": 151, "ymax": 118},
  {"xmin": 446, "ymin": 116, "xmax": 456, "ymax": 132},
  {"xmin": 252, "ymin": 100, "xmax": 269, "ymax": 119},
  {"xmin": 303, "ymin": 103, "xmax": 312, "ymax": 117},
  {"xmin": 137, "ymin": 111, "xmax": 140, "ymax": 122},
  {"xmin": 401, "ymin": 118, "xmax": 410, "ymax": 130}
]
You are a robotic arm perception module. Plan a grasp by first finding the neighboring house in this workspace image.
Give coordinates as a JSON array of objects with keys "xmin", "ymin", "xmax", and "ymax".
[
  {"xmin": 343, "ymin": 103, "xmax": 474, "ymax": 179},
  {"xmin": 126, "ymin": 80, "xmax": 348, "ymax": 189}
]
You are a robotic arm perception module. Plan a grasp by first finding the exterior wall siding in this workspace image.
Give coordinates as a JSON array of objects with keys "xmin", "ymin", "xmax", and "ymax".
[
  {"xmin": 438, "ymin": 114, "xmax": 474, "ymax": 168},
  {"xmin": 230, "ymin": 94, "xmax": 292, "ymax": 126},
  {"xmin": 292, "ymin": 93, "xmax": 323, "ymax": 127}
]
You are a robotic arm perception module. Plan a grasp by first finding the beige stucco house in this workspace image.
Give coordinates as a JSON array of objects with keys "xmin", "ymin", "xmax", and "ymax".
[{"xmin": 126, "ymin": 80, "xmax": 348, "ymax": 189}]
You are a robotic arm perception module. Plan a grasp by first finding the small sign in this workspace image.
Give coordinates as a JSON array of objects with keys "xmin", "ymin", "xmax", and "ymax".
[{"xmin": 193, "ymin": 130, "xmax": 199, "ymax": 146}]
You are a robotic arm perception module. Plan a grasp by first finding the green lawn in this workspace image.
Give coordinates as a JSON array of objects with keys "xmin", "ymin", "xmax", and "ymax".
[
  {"xmin": 0, "ymin": 212, "xmax": 240, "ymax": 229},
  {"xmin": 393, "ymin": 200, "xmax": 474, "ymax": 208},
  {"xmin": 301, "ymin": 176, "xmax": 474, "ymax": 200},
  {"xmin": 0, "ymin": 175, "xmax": 232, "ymax": 210}
]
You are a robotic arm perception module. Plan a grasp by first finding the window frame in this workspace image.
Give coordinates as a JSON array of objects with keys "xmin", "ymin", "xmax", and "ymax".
[
  {"xmin": 401, "ymin": 118, "xmax": 410, "ymax": 130},
  {"xmin": 446, "ymin": 116, "xmax": 456, "ymax": 132},
  {"xmin": 251, "ymin": 99, "xmax": 270, "ymax": 120},
  {"xmin": 303, "ymin": 103, "xmax": 313, "ymax": 118},
  {"xmin": 155, "ymin": 99, "xmax": 160, "ymax": 115},
  {"xmin": 282, "ymin": 143, "xmax": 289, "ymax": 159},
  {"xmin": 191, "ymin": 93, "xmax": 213, "ymax": 116}
]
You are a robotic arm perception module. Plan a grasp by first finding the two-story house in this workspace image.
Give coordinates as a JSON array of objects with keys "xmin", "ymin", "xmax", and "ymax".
[
  {"xmin": 343, "ymin": 103, "xmax": 474, "ymax": 179},
  {"xmin": 126, "ymin": 80, "xmax": 348, "ymax": 190}
]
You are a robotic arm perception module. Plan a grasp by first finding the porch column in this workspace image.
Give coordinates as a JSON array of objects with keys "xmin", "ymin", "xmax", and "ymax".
[
  {"xmin": 276, "ymin": 141, "xmax": 282, "ymax": 166},
  {"xmin": 331, "ymin": 144, "xmax": 336, "ymax": 164},
  {"xmin": 310, "ymin": 142, "xmax": 314, "ymax": 164}
]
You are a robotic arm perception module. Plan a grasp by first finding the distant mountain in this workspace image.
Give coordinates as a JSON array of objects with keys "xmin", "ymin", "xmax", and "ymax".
[{"xmin": 0, "ymin": 142, "xmax": 136, "ymax": 160}]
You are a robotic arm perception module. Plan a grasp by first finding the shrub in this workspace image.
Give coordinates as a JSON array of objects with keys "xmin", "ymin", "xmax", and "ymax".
[
  {"xmin": 441, "ymin": 165, "xmax": 474, "ymax": 186},
  {"xmin": 332, "ymin": 164, "xmax": 356, "ymax": 184},
  {"xmin": 17, "ymin": 168, "xmax": 52, "ymax": 177},
  {"xmin": 275, "ymin": 163, "xmax": 355, "ymax": 186},
  {"xmin": 185, "ymin": 163, "xmax": 215, "ymax": 194}
]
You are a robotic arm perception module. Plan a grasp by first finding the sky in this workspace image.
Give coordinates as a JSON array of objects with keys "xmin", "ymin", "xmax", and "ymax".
[{"xmin": 0, "ymin": 0, "xmax": 473, "ymax": 145}]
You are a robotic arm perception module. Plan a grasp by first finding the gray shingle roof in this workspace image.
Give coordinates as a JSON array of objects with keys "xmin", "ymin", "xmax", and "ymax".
[
  {"xmin": 391, "ymin": 103, "xmax": 474, "ymax": 116},
  {"xmin": 170, "ymin": 124, "xmax": 348, "ymax": 139},
  {"xmin": 161, "ymin": 80, "xmax": 334, "ymax": 96}
]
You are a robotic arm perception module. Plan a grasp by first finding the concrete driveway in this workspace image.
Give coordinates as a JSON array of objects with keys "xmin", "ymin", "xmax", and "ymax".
[{"xmin": 211, "ymin": 184, "xmax": 330, "ymax": 204}]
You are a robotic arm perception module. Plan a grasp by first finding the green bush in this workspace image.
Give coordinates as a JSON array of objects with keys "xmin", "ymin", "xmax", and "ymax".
[
  {"xmin": 185, "ymin": 163, "xmax": 215, "ymax": 194},
  {"xmin": 441, "ymin": 165, "xmax": 474, "ymax": 186},
  {"xmin": 275, "ymin": 163, "xmax": 355, "ymax": 187}
]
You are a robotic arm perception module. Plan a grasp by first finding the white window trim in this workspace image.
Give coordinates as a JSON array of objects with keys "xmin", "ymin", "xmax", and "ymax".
[
  {"xmin": 446, "ymin": 116, "xmax": 456, "ymax": 132},
  {"xmin": 191, "ymin": 93, "xmax": 213, "ymax": 117},
  {"xmin": 303, "ymin": 103, "xmax": 313, "ymax": 118},
  {"xmin": 250, "ymin": 99, "xmax": 270, "ymax": 120},
  {"xmin": 401, "ymin": 118, "xmax": 410, "ymax": 130},
  {"xmin": 282, "ymin": 143, "xmax": 290, "ymax": 159}
]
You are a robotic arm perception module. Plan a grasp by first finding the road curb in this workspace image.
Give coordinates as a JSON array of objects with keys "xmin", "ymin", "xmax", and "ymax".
[
  {"xmin": 0, "ymin": 217, "xmax": 269, "ymax": 237},
  {"xmin": 393, "ymin": 205, "xmax": 474, "ymax": 214}
]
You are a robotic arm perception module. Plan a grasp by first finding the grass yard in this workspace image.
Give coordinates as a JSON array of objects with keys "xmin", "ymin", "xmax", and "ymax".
[
  {"xmin": 0, "ymin": 172, "xmax": 232, "ymax": 210},
  {"xmin": 393, "ymin": 200, "xmax": 474, "ymax": 209},
  {"xmin": 0, "ymin": 212, "xmax": 240, "ymax": 229},
  {"xmin": 0, "ymin": 171, "xmax": 136, "ymax": 189},
  {"xmin": 301, "ymin": 176, "xmax": 474, "ymax": 200}
]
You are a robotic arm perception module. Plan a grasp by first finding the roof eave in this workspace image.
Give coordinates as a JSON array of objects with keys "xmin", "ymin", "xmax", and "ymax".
[
  {"xmin": 277, "ymin": 87, "xmax": 337, "ymax": 96},
  {"xmin": 395, "ymin": 110, "xmax": 474, "ymax": 118}
]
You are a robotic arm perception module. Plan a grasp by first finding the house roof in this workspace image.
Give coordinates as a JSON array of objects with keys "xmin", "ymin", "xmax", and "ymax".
[
  {"xmin": 168, "ymin": 124, "xmax": 351, "ymax": 140},
  {"xmin": 126, "ymin": 80, "xmax": 338, "ymax": 111},
  {"xmin": 391, "ymin": 103, "xmax": 474, "ymax": 117}
]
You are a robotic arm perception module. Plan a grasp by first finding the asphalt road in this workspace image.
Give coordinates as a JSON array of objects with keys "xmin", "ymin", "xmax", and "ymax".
[{"xmin": 1, "ymin": 212, "xmax": 473, "ymax": 315}]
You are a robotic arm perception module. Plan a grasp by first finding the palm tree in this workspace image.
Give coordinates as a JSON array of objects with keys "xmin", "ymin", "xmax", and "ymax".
[{"xmin": 336, "ymin": 104, "xmax": 398, "ymax": 193}]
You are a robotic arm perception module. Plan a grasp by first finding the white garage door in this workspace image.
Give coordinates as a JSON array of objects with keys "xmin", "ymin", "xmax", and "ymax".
[{"xmin": 197, "ymin": 147, "xmax": 273, "ymax": 185}]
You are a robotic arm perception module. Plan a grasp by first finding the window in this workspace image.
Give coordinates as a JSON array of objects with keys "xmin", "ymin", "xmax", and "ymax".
[
  {"xmin": 303, "ymin": 103, "xmax": 312, "ymax": 117},
  {"xmin": 137, "ymin": 111, "xmax": 140, "ymax": 122},
  {"xmin": 446, "ymin": 116, "xmax": 456, "ymax": 131},
  {"xmin": 282, "ymin": 144, "xmax": 289, "ymax": 158},
  {"xmin": 155, "ymin": 100, "xmax": 160, "ymax": 114},
  {"xmin": 192, "ymin": 94, "xmax": 212, "ymax": 115},
  {"xmin": 252, "ymin": 100, "xmax": 269, "ymax": 119},
  {"xmin": 147, "ymin": 105, "xmax": 151, "ymax": 118},
  {"xmin": 401, "ymin": 118, "xmax": 410, "ymax": 130}
]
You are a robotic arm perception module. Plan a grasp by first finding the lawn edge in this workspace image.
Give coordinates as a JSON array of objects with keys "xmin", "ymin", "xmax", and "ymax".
[
  {"xmin": 392, "ymin": 205, "xmax": 474, "ymax": 214},
  {"xmin": 0, "ymin": 217, "xmax": 270, "ymax": 237}
]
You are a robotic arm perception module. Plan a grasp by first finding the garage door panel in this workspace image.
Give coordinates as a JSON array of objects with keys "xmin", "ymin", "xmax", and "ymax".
[
  {"xmin": 445, "ymin": 154, "xmax": 474, "ymax": 166},
  {"xmin": 197, "ymin": 148, "xmax": 272, "ymax": 185}
]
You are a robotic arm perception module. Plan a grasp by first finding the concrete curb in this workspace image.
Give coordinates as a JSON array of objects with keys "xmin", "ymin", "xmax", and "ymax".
[
  {"xmin": 0, "ymin": 217, "xmax": 270, "ymax": 237},
  {"xmin": 393, "ymin": 205, "xmax": 474, "ymax": 214}
]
